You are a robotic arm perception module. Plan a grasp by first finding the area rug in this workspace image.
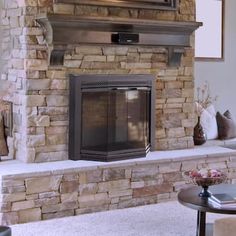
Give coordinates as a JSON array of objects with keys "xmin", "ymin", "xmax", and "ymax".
[{"xmin": 11, "ymin": 201, "xmax": 233, "ymax": 236}]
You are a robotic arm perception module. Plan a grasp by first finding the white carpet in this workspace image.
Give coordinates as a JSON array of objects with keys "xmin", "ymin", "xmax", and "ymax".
[{"xmin": 10, "ymin": 201, "xmax": 234, "ymax": 236}]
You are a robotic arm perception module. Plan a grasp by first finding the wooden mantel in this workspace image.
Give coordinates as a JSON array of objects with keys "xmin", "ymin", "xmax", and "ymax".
[{"xmin": 36, "ymin": 14, "xmax": 202, "ymax": 65}]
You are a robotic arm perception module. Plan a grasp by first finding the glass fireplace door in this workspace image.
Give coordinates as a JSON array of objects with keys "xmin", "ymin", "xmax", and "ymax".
[{"xmin": 81, "ymin": 87, "xmax": 151, "ymax": 160}]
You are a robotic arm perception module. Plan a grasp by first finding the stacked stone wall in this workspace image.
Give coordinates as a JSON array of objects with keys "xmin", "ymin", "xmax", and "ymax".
[
  {"xmin": 0, "ymin": 152, "xmax": 235, "ymax": 225},
  {"xmin": 1, "ymin": 0, "xmax": 196, "ymax": 162}
]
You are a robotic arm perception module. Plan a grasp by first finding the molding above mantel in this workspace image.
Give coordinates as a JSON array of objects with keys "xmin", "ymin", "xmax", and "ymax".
[
  {"xmin": 36, "ymin": 14, "xmax": 202, "ymax": 66},
  {"xmin": 54, "ymin": 0, "xmax": 179, "ymax": 10}
]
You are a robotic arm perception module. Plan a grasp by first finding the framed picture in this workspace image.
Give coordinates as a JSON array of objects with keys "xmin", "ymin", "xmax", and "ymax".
[
  {"xmin": 54, "ymin": 0, "xmax": 178, "ymax": 10},
  {"xmin": 195, "ymin": 0, "xmax": 224, "ymax": 60}
]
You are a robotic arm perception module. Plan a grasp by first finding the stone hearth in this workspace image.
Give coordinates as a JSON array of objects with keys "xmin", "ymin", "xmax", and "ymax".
[
  {"xmin": 1, "ymin": 0, "xmax": 199, "ymax": 163},
  {"xmin": 0, "ymin": 146, "xmax": 236, "ymax": 225}
]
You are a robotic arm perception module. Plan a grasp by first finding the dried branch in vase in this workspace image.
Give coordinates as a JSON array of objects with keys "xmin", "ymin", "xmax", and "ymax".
[{"xmin": 195, "ymin": 81, "xmax": 218, "ymax": 116}]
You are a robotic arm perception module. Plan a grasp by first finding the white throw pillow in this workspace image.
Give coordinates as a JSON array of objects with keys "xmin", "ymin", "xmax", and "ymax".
[{"xmin": 200, "ymin": 105, "xmax": 218, "ymax": 140}]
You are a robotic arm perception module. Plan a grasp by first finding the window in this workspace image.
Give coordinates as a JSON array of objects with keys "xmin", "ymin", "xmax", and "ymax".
[{"xmin": 195, "ymin": 0, "xmax": 224, "ymax": 60}]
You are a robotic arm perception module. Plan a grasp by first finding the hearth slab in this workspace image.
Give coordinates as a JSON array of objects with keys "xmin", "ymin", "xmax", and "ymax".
[{"xmin": 0, "ymin": 146, "xmax": 235, "ymax": 179}]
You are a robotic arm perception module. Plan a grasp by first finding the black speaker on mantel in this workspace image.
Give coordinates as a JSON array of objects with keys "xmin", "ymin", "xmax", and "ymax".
[{"xmin": 111, "ymin": 33, "xmax": 139, "ymax": 44}]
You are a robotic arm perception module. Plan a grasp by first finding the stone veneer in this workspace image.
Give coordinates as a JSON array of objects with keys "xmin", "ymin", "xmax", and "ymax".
[
  {"xmin": 0, "ymin": 146, "xmax": 236, "ymax": 225},
  {"xmin": 1, "ymin": 0, "xmax": 196, "ymax": 163}
]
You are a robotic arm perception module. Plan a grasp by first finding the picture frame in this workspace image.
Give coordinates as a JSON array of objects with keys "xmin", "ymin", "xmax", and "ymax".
[
  {"xmin": 54, "ymin": 0, "xmax": 178, "ymax": 10},
  {"xmin": 195, "ymin": 0, "xmax": 224, "ymax": 60}
]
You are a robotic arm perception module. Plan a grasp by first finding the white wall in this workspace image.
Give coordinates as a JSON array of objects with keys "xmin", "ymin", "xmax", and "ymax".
[{"xmin": 195, "ymin": 0, "xmax": 236, "ymax": 118}]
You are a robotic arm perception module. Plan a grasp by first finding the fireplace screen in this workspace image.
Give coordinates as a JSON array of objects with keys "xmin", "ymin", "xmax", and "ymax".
[{"xmin": 69, "ymin": 75, "xmax": 155, "ymax": 161}]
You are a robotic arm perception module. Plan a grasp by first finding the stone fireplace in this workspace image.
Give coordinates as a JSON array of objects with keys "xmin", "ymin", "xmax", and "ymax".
[
  {"xmin": 1, "ymin": 0, "xmax": 201, "ymax": 163},
  {"xmin": 2, "ymin": 1, "xmax": 236, "ymax": 226}
]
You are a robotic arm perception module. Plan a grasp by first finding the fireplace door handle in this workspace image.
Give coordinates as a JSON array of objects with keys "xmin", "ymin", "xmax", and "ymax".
[
  {"xmin": 111, "ymin": 87, "xmax": 150, "ymax": 91},
  {"xmin": 111, "ymin": 87, "xmax": 133, "ymax": 90}
]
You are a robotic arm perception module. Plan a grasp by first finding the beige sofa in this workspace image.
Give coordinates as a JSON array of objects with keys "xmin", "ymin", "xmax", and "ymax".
[{"xmin": 214, "ymin": 217, "xmax": 236, "ymax": 236}]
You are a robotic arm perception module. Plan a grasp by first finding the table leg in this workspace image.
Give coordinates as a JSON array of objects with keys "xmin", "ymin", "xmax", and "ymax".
[
  {"xmin": 196, "ymin": 211, "xmax": 206, "ymax": 236},
  {"xmin": 196, "ymin": 211, "xmax": 199, "ymax": 236}
]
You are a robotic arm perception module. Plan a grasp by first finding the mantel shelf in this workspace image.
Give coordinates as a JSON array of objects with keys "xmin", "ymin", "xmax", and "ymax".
[{"xmin": 36, "ymin": 14, "xmax": 202, "ymax": 66}]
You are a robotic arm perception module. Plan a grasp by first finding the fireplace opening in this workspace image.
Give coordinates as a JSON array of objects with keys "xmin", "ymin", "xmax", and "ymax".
[{"xmin": 69, "ymin": 74, "xmax": 155, "ymax": 161}]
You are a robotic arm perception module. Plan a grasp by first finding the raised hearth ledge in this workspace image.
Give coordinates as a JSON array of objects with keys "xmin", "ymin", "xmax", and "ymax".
[
  {"xmin": 1, "ymin": 145, "xmax": 236, "ymax": 225},
  {"xmin": 0, "ymin": 146, "xmax": 236, "ymax": 179}
]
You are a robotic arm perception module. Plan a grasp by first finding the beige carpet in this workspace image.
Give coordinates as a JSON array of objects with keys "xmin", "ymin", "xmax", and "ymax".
[{"xmin": 10, "ymin": 201, "xmax": 234, "ymax": 236}]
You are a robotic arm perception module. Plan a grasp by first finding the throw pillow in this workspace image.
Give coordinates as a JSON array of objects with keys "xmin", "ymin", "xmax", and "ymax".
[
  {"xmin": 200, "ymin": 104, "xmax": 218, "ymax": 140},
  {"xmin": 216, "ymin": 110, "xmax": 236, "ymax": 140},
  {"xmin": 0, "ymin": 113, "xmax": 8, "ymax": 156}
]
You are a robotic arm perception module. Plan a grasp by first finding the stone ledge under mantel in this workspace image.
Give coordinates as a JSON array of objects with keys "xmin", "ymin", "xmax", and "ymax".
[
  {"xmin": 0, "ymin": 146, "xmax": 236, "ymax": 179},
  {"xmin": 1, "ymin": 146, "xmax": 236, "ymax": 225}
]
